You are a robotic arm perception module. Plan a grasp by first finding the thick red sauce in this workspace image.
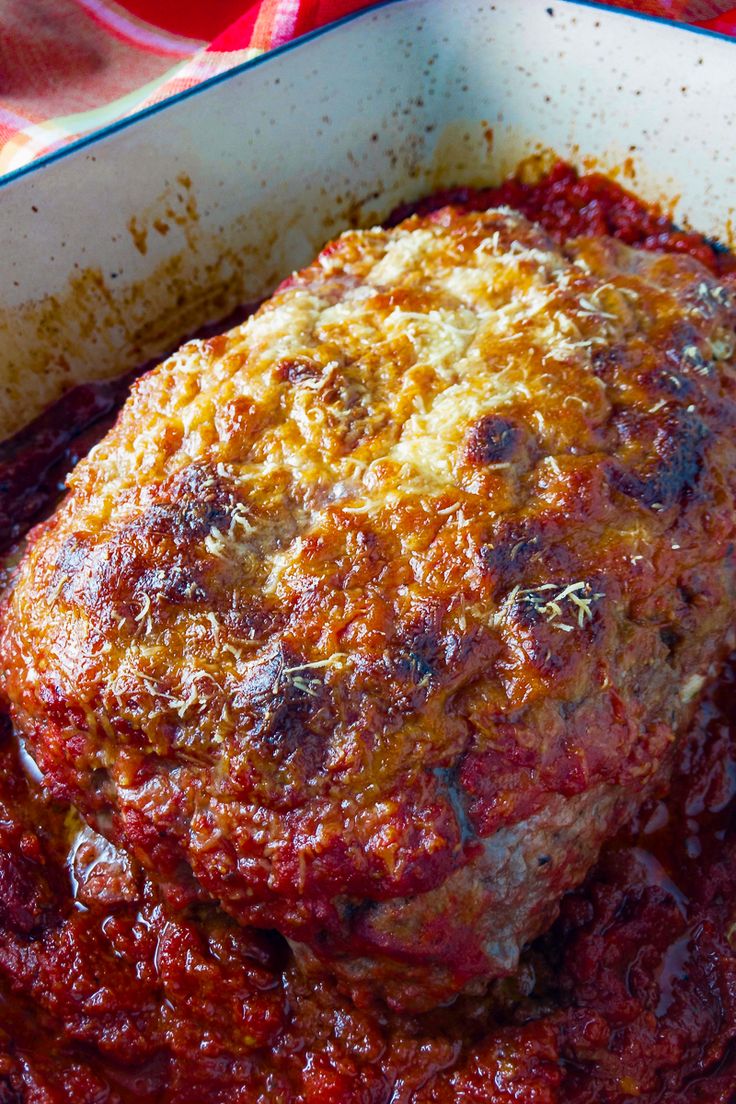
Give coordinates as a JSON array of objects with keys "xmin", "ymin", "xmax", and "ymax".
[{"xmin": 0, "ymin": 164, "xmax": 735, "ymax": 1103}]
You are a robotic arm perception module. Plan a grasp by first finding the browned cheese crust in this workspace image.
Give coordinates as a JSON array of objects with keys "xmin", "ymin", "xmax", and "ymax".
[{"xmin": 2, "ymin": 207, "xmax": 736, "ymax": 1009}]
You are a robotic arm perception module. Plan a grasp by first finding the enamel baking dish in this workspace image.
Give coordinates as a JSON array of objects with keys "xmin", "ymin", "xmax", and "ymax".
[{"xmin": 2, "ymin": 0, "xmax": 735, "ymax": 443}]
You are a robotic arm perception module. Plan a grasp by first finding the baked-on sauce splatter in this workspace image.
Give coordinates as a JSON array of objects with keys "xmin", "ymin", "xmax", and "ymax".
[{"xmin": 0, "ymin": 163, "xmax": 734, "ymax": 1102}]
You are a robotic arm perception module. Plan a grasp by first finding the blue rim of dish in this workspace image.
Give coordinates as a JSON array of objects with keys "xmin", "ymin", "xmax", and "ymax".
[{"xmin": 1, "ymin": 0, "xmax": 734, "ymax": 191}]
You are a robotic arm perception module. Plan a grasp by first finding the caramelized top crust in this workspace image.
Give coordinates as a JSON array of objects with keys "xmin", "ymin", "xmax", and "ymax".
[{"xmin": 2, "ymin": 207, "xmax": 736, "ymax": 930}]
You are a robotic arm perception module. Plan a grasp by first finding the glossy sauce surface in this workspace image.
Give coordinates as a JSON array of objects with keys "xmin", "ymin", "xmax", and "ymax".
[{"xmin": 0, "ymin": 165, "xmax": 734, "ymax": 1102}]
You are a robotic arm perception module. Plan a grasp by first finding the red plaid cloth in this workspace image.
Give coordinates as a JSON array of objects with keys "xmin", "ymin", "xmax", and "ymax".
[{"xmin": 0, "ymin": 0, "xmax": 733, "ymax": 176}]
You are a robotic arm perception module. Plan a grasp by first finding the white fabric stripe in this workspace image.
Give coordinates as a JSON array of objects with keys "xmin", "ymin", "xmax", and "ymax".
[
  {"xmin": 0, "ymin": 105, "xmax": 35, "ymax": 130},
  {"xmin": 73, "ymin": 0, "xmax": 202, "ymax": 58}
]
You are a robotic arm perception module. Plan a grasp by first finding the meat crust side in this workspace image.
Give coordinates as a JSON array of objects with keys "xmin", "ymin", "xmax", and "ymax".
[{"xmin": 2, "ymin": 207, "xmax": 736, "ymax": 1009}]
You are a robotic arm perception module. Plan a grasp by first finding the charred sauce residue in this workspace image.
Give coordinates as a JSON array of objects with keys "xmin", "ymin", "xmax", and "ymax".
[{"xmin": 0, "ymin": 164, "xmax": 734, "ymax": 1102}]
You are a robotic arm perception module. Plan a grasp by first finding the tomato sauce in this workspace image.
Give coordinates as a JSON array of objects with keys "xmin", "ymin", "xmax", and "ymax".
[{"xmin": 0, "ymin": 164, "xmax": 734, "ymax": 1103}]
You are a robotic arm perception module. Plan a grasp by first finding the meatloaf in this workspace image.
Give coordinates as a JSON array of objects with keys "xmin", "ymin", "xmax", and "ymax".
[{"xmin": 2, "ymin": 205, "xmax": 736, "ymax": 1010}]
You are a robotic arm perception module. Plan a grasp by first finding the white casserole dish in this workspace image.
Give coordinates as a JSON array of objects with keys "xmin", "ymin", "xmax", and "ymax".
[{"xmin": 1, "ymin": 0, "xmax": 735, "ymax": 442}]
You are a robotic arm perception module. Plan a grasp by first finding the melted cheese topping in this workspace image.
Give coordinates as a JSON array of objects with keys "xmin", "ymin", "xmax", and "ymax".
[{"xmin": 70, "ymin": 210, "xmax": 621, "ymax": 524}]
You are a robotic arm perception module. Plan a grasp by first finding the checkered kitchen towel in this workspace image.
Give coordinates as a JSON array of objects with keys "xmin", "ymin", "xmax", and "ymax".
[{"xmin": 0, "ymin": 0, "xmax": 734, "ymax": 176}]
